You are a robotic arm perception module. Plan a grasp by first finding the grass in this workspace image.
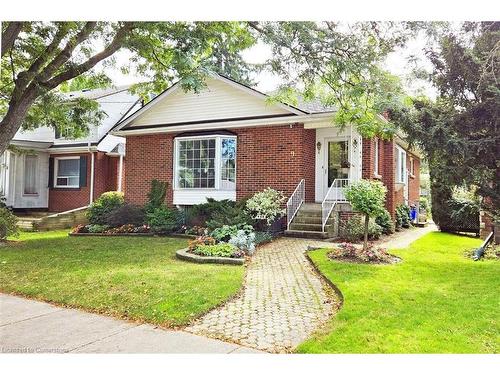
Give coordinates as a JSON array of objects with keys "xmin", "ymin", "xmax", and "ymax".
[
  {"xmin": 298, "ymin": 232, "xmax": 499, "ymax": 353},
  {"xmin": 0, "ymin": 230, "xmax": 244, "ymax": 327}
]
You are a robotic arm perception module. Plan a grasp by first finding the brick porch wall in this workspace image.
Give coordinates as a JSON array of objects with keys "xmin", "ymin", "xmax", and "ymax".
[
  {"xmin": 124, "ymin": 123, "xmax": 316, "ymax": 206},
  {"xmin": 49, "ymin": 152, "xmax": 120, "ymax": 212}
]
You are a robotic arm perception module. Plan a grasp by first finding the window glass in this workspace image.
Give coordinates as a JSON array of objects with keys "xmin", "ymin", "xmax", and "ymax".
[
  {"xmin": 177, "ymin": 138, "xmax": 216, "ymax": 188},
  {"xmin": 24, "ymin": 155, "xmax": 38, "ymax": 194},
  {"xmin": 374, "ymin": 139, "xmax": 379, "ymax": 175},
  {"xmin": 221, "ymin": 138, "xmax": 236, "ymax": 190},
  {"xmin": 56, "ymin": 158, "xmax": 80, "ymax": 187}
]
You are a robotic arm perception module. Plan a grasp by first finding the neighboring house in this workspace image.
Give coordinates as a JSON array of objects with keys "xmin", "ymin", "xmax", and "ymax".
[
  {"xmin": 0, "ymin": 86, "xmax": 140, "ymax": 212},
  {"xmin": 112, "ymin": 74, "xmax": 421, "ymax": 238}
]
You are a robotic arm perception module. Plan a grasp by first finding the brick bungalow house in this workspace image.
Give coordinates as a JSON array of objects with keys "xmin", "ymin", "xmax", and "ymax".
[
  {"xmin": 112, "ymin": 75, "xmax": 421, "ymax": 238},
  {"xmin": 0, "ymin": 86, "xmax": 140, "ymax": 213}
]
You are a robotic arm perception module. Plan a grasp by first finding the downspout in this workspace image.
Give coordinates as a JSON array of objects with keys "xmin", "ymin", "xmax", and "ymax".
[
  {"xmin": 117, "ymin": 153, "xmax": 123, "ymax": 192},
  {"xmin": 88, "ymin": 142, "xmax": 95, "ymax": 204}
]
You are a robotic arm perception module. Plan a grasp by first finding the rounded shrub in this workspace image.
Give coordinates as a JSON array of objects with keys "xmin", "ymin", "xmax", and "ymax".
[
  {"xmin": 146, "ymin": 206, "xmax": 180, "ymax": 234},
  {"xmin": 87, "ymin": 191, "xmax": 124, "ymax": 225},
  {"xmin": 104, "ymin": 203, "xmax": 145, "ymax": 227},
  {"xmin": 375, "ymin": 209, "xmax": 395, "ymax": 235},
  {"xmin": 0, "ymin": 207, "xmax": 18, "ymax": 240}
]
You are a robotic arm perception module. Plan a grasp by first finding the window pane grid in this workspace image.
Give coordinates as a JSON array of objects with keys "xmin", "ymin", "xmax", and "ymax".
[{"xmin": 177, "ymin": 139, "xmax": 216, "ymax": 188}]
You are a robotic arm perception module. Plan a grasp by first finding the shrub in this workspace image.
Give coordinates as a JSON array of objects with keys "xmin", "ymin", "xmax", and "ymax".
[
  {"xmin": 188, "ymin": 236, "xmax": 216, "ymax": 251},
  {"xmin": 344, "ymin": 180, "xmax": 387, "ymax": 249},
  {"xmin": 193, "ymin": 243, "xmax": 240, "ymax": 258},
  {"xmin": 87, "ymin": 224, "xmax": 109, "ymax": 233},
  {"xmin": 448, "ymin": 197, "xmax": 480, "ymax": 230},
  {"xmin": 185, "ymin": 198, "xmax": 235, "ymax": 227},
  {"xmin": 246, "ymin": 188, "xmax": 287, "ymax": 225},
  {"xmin": 0, "ymin": 207, "xmax": 18, "ymax": 240},
  {"xmin": 205, "ymin": 200, "xmax": 255, "ymax": 232},
  {"xmin": 145, "ymin": 179, "xmax": 168, "ymax": 213},
  {"xmin": 87, "ymin": 191, "xmax": 124, "ymax": 225},
  {"xmin": 229, "ymin": 230, "xmax": 256, "ymax": 255},
  {"xmin": 328, "ymin": 243, "xmax": 394, "ymax": 263},
  {"xmin": 419, "ymin": 197, "xmax": 430, "ymax": 213},
  {"xmin": 146, "ymin": 206, "xmax": 180, "ymax": 234},
  {"xmin": 254, "ymin": 231, "xmax": 273, "ymax": 245},
  {"xmin": 341, "ymin": 215, "xmax": 382, "ymax": 242},
  {"xmin": 210, "ymin": 224, "xmax": 254, "ymax": 243},
  {"xmin": 396, "ymin": 204, "xmax": 411, "ymax": 229},
  {"xmin": 104, "ymin": 203, "xmax": 145, "ymax": 227},
  {"xmin": 375, "ymin": 209, "xmax": 395, "ymax": 235}
]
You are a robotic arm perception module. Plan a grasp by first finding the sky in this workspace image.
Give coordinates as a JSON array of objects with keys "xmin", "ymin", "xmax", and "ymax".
[{"xmin": 106, "ymin": 26, "xmax": 436, "ymax": 98}]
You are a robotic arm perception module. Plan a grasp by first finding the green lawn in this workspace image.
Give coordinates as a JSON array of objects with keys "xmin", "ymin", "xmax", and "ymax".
[
  {"xmin": 0, "ymin": 231, "xmax": 244, "ymax": 327},
  {"xmin": 298, "ymin": 232, "xmax": 499, "ymax": 353}
]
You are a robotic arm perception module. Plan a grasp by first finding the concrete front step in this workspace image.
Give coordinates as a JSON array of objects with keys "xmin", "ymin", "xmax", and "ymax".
[
  {"xmin": 284, "ymin": 229, "xmax": 329, "ymax": 239},
  {"xmin": 292, "ymin": 216, "xmax": 335, "ymax": 225},
  {"xmin": 289, "ymin": 223, "xmax": 333, "ymax": 232}
]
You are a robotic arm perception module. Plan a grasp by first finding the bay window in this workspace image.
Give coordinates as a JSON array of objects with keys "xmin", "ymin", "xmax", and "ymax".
[{"xmin": 175, "ymin": 135, "xmax": 237, "ymax": 190}]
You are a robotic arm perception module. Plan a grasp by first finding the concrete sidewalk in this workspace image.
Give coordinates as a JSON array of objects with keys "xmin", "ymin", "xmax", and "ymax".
[{"xmin": 0, "ymin": 294, "xmax": 262, "ymax": 354}]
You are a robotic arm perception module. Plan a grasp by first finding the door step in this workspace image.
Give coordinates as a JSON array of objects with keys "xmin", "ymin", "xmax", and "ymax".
[{"xmin": 284, "ymin": 229, "xmax": 329, "ymax": 239}]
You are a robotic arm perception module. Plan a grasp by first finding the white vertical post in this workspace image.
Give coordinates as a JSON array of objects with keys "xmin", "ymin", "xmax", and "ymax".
[
  {"xmin": 89, "ymin": 152, "xmax": 95, "ymax": 204},
  {"xmin": 117, "ymin": 154, "xmax": 124, "ymax": 192}
]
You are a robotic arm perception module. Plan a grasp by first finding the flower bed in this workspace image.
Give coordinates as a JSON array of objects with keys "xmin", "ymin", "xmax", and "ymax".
[{"xmin": 327, "ymin": 242, "xmax": 400, "ymax": 264}]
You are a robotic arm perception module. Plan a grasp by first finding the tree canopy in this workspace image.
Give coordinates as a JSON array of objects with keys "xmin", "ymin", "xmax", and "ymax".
[
  {"xmin": 391, "ymin": 22, "xmax": 499, "ymax": 220},
  {"xmin": 1, "ymin": 21, "xmax": 417, "ymax": 155}
]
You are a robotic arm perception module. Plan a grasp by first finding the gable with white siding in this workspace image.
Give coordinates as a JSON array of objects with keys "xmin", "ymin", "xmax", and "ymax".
[{"xmin": 125, "ymin": 77, "xmax": 296, "ymax": 128}]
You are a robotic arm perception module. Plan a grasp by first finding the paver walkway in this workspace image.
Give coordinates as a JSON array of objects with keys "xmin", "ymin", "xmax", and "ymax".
[
  {"xmin": 378, "ymin": 223, "xmax": 437, "ymax": 249},
  {"xmin": 0, "ymin": 294, "xmax": 261, "ymax": 353},
  {"xmin": 186, "ymin": 238, "xmax": 338, "ymax": 352}
]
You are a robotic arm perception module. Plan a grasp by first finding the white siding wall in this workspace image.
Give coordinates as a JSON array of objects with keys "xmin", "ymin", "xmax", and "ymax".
[
  {"xmin": 173, "ymin": 189, "xmax": 236, "ymax": 205},
  {"xmin": 9, "ymin": 152, "xmax": 50, "ymax": 209},
  {"xmin": 129, "ymin": 78, "xmax": 289, "ymax": 127}
]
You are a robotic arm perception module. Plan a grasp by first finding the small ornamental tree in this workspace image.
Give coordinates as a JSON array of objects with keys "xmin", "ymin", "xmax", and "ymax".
[
  {"xmin": 246, "ymin": 188, "xmax": 287, "ymax": 226},
  {"xmin": 345, "ymin": 180, "xmax": 387, "ymax": 250}
]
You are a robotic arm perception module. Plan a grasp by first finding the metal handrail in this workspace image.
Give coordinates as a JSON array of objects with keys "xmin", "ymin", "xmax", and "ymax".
[
  {"xmin": 321, "ymin": 178, "xmax": 350, "ymax": 232},
  {"xmin": 286, "ymin": 179, "xmax": 305, "ymax": 230}
]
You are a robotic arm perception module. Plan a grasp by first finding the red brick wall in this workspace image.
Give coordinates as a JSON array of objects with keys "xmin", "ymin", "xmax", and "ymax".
[
  {"xmin": 49, "ymin": 152, "xmax": 120, "ymax": 212},
  {"xmin": 381, "ymin": 139, "xmax": 397, "ymax": 217},
  {"xmin": 362, "ymin": 138, "xmax": 375, "ymax": 179},
  {"xmin": 124, "ymin": 123, "xmax": 316, "ymax": 206},
  {"xmin": 125, "ymin": 134, "xmax": 174, "ymax": 206},
  {"xmin": 235, "ymin": 124, "xmax": 315, "ymax": 202},
  {"xmin": 407, "ymin": 153, "xmax": 420, "ymax": 206}
]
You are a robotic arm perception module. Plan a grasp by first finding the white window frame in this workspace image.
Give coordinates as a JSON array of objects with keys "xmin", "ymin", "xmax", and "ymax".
[
  {"xmin": 409, "ymin": 156, "xmax": 415, "ymax": 176},
  {"xmin": 374, "ymin": 138, "xmax": 379, "ymax": 176},
  {"xmin": 395, "ymin": 145, "xmax": 407, "ymax": 184},
  {"xmin": 173, "ymin": 135, "xmax": 237, "ymax": 191},
  {"xmin": 54, "ymin": 156, "xmax": 80, "ymax": 188},
  {"xmin": 23, "ymin": 154, "xmax": 38, "ymax": 195}
]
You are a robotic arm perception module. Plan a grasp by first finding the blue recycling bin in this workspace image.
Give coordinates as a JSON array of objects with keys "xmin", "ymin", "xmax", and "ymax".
[{"xmin": 410, "ymin": 206, "xmax": 417, "ymax": 222}]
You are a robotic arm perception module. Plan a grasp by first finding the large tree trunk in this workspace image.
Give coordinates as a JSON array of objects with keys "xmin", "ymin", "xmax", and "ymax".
[
  {"xmin": 364, "ymin": 214, "xmax": 369, "ymax": 251},
  {"xmin": 0, "ymin": 88, "xmax": 38, "ymax": 155}
]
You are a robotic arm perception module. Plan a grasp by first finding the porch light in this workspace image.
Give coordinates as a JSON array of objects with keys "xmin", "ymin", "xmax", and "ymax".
[{"xmin": 316, "ymin": 141, "xmax": 322, "ymax": 153}]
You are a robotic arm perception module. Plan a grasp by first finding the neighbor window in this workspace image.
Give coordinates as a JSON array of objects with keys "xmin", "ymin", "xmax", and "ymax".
[
  {"xmin": 24, "ymin": 155, "xmax": 38, "ymax": 194},
  {"xmin": 410, "ymin": 157, "xmax": 415, "ymax": 176},
  {"xmin": 175, "ymin": 136, "xmax": 237, "ymax": 190},
  {"xmin": 55, "ymin": 157, "xmax": 80, "ymax": 188},
  {"xmin": 374, "ymin": 138, "xmax": 379, "ymax": 176},
  {"xmin": 395, "ymin": 146, "xmax": 406, "ymax": 184}
]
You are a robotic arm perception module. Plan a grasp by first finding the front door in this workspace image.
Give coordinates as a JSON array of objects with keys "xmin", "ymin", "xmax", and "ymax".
[{"xmin": 324, "ymin": 140, "xmax": 349, "ymax": 199}]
